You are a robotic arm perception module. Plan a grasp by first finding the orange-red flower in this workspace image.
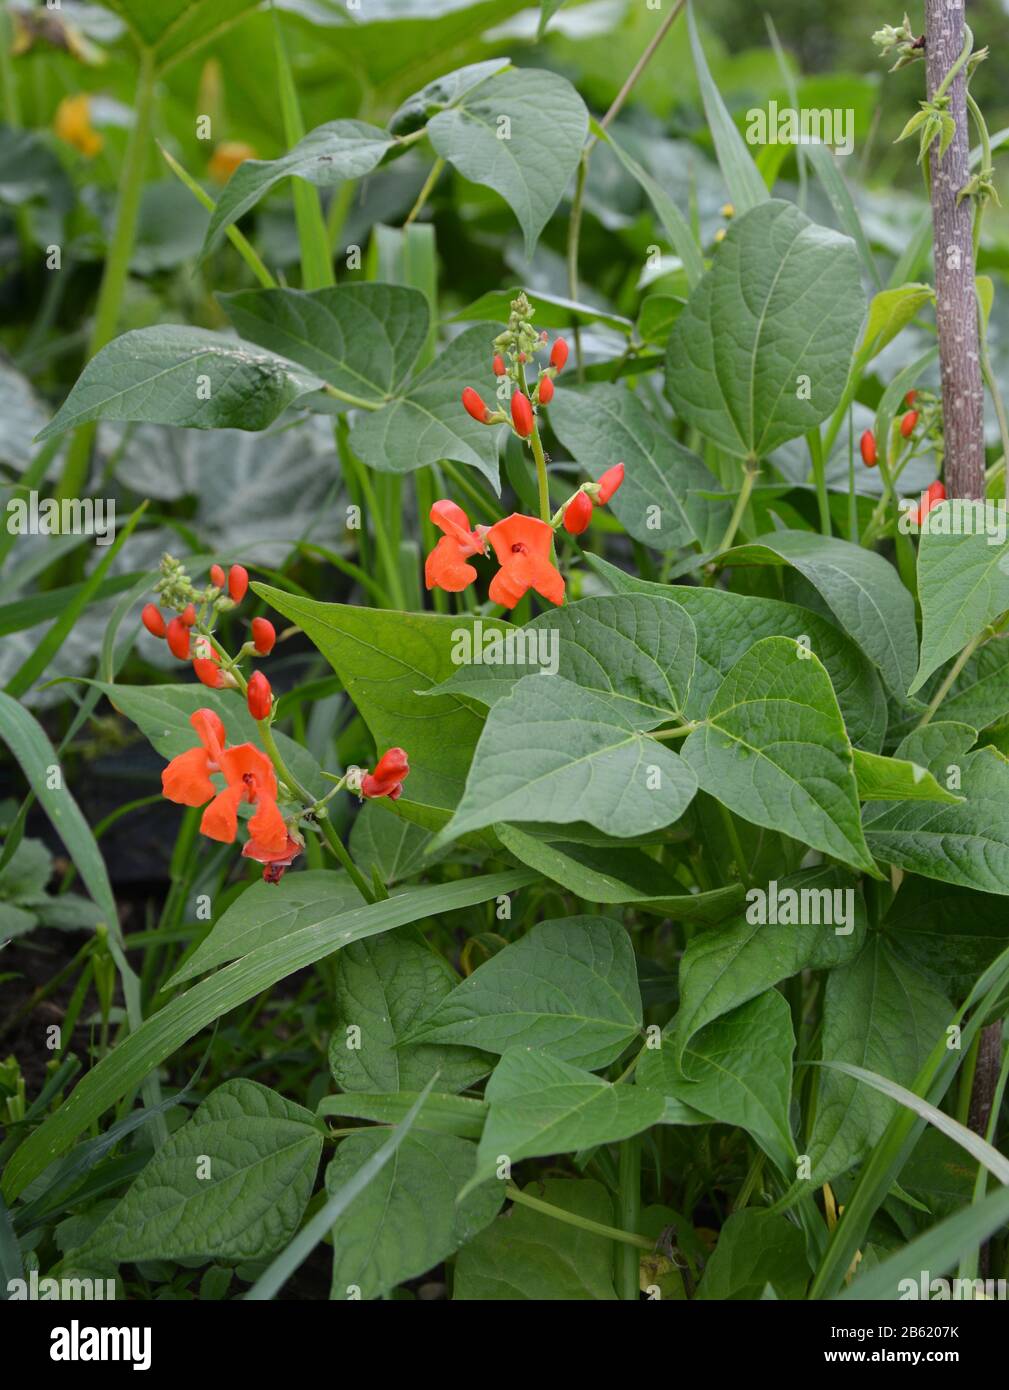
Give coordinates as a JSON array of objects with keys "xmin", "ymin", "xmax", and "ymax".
[
  {"xmin": 424, "ymin": 500, "xmax": 487, "ymax": 593},
  {"xmin": 161, "ymin": 709, "xmax": 288, "ymax": 854},
  {"xmin": 243, "ymin": 831, "xmax": 303, "ymax": 884},
  {"xmin": 361, "ymin": 747, "xmax": 410, "ymax": 801},
  {"xmin": 486, "ymin": 513, "xmax": 565, "ymax": 609}
]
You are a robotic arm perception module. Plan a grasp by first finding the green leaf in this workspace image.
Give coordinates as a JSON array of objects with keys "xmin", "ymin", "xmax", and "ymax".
[
  {"xmin": 637, "ymin": 294, "xmax": 684, "ymax": 346},
  {"xmin": 428, "ymin": 68, "xmax": 588, "ymax": 257},
  {"xmin": 471, "ymin": 1049, "xmax": 664, "ymax": 1188},
  {"xmin": 686, "ymin": 3, "xmax": 768, "ymax": 214},
  {"xmin": 252, "ymin": 592, "xmax": 507, "ymax": 813},
  {"xmin": 550, "ymin": 383, "xmax": 729, "ymax": 552},
  {"xmin": 808, "ymin": 937, "xmax": 952, "ymax": 1185},
  {"xmin": 170, "ymin": 871, "xmax": 362, "ymax": 986},
  {"xmin": 885, "ymin": 876, "xmax": 1009, "ymax": 998},
  {"xmin": 939, "ymin": 639, "xmax": 1009, "ymax": 731},
  {"xmin": 390, "ymin": 58, "xmax": 512, "ymax": 134},
  {"xmin": 436, "ymin": 674, "xmax": 698, "ymax": 845},
  {"xmin": 104, "ymin": 0, "xmax": 262, "ymax": 68},
  {"xmin": 911, "ymin": 507, "xmax": 1009, "ymax": 693},
  {"xmin": 681, "ymin": 637, "xmax": 878, "ymax": 875},
  {"xmin": 639, "ymin": 990, "xmax": 797, "ymax": 1171},
  {"xmin": 858, "ymin": 282, "xmax": 934, "ymax": 360},
  {"xmin": 454, "ymin": 1179, "xmax": 618, "ymax": 1300},
  {"xmin": 318, "ymin": 1091, "xmax": 487, "ymax": 1140},
  {"xmin": 495, "ymin": 824, "xmax": 744, "ymax": 922},
  {"xmin": 83, "ymin": 1081, "xmax": 323, "ymax": 1262},
  {"xmin": 327, "ymin": 1131, "xmax": 502, "ymax": 1299},
  {"xmin": 666, "ymin": 199, "xmax": 866, "ymax": 459},
  {"xmin": 451, "ymin": 286, "xmax": 632, "ymax": 335},
  {"xmin": 219, "ymin": 284, "xmax": 429, "ymax": 405},
  {"xmin": 854, "ymin": 749, "xmax": 962, "ymax": 804},
  {"xmin": 349, "ymin": 323, "xmax": 505, "ymax": 487},
  {"xmin": 696, "ymin": 1209, "xmax": 809, "ymax": 1300},
  {"xmin": 349, "ymin": 800, "xmax": 441, "ymax": 886},
  {"xmin": 674, "ymin": 867, "xmax": 866, "ymax": 1055},
  {"xmin": 802, "ymin": 142, "xmax": 881, "ymax": 291},
  {"xmin": 1, "ymin": 869, "xmax": 533, "ymax": 1201},
  {"xmin": 720, "ymin": 530, "xmax": 918, "ymax": 696},
  {"xmin": 426, "ymin": 594, "xmax": 696, "ymax": 729},
  {"xmin": 202, "ymin": 121, "xmax": 393, "ymax": 257},
  {"xmin": 328, "ymin": 933, "xmax": 491, "ymax": 1094},
  {"xmin": 35, "ymin": 328, "xmax": 325, "ymax": 442},
  {"xmin": 404, "ymin": 915, "xmax": 642, "ymax": 1070}
]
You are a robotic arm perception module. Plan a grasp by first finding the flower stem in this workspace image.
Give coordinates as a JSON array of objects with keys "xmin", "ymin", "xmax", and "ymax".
[
  {"xmin": 517, "ymin": 361, "xmax": 551, "ymax": 522},
  {"xmin": 316, "ymin": 813, "xmax": 375, "ymax": 904}
]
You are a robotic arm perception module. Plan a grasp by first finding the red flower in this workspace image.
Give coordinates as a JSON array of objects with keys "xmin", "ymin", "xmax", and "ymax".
[
  {"xmin": 550, "ymin": 338, "xmax": 569, "ymax": 372},
  {"xmin": 563, "ymin": 491, "xmax": 593, "ymax": 535},
  {"xmin": 913, "ymin": 479, "xmax": 947, "ymax": 524},
  {"xmin": 243, "ymin": 831, "xmax": 303, "ymax": 884},
  {"xmin": 193, "ymin": 656, "xmax": 225, "ymax": 689},
  {"xmin": 424, "ymin": 499, "xmax": 486, "ymax": 593},
  {"xmin": 247, "ymin": 670, "xmax": 272, "ymax": 720},
  {"xmin": 361, "ymin": 747, "xmax": 410, "ymax": 801},
  {"xmin": 252, "ymin": 617, "xmax": 276, "ymax": 654},
  {"xmin": 511, "ymin": 391, "xmax": 533, "ymax": 437},
  {"xmin": 229, "ymin": 565, "xmax": 249, "ymax": 602},
  {"xmin": 161, "ymin": 710, "xmax": 288, "ymax": 854},
  {"xmin": 486, "ymin": 513, "xmax": 565, "ymax": 609},
  {"xmin": 166, "ymin": 617, "xmax": 191, "ymax": 661},
  {"xmin": 462, "ymin": 387, "xmax": 492, "ymax": 424},
  {"xmin": 595, "ymin": 462, "xmax": 625, "ymax": 505},
  {"xmin": 537, "ymin": 374, "xmax": 554, "ymax": 405},
  {"xmin": 141, "ymin": 604, "xmax": 166, "ymax": 638},
  {"xmin": 860, "ymin": 430, "xmax": 877, "ymax": 467}
]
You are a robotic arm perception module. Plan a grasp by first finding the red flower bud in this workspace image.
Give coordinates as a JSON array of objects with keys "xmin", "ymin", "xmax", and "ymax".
[
  {"xmin": 141, "ymin": 603, "xmax": 166, "ymax": 638},
  {"xmin": 904, "ymin": 389, "xmax": 917, "ymax": 407},
  {"xmin": 228, "ymin": 564, "xmax": 249, "ymax": 602},
  {"xmin": 900, "ymin": 410, "xmax": 919, "ymax": 438},
  {"xmin": 595, "ymin": 462, "xmax": 625, "ymax": 505},
  {"xmin": 492, "ymin": 354, "xmax": 506, "ymax": 376},
  {"xmin": 210, "ymin": 564, "xmax": 226, "ymax": 589},
  {"xmin": 511, "ymin": 391, "xmax": 534, "ymax": 438},
  {"xmin": 928, "ymin": 480, "xmax": 947, "ymax": 502},
  {"xmin": 166, "ymin": 617, "xmax": 191, "ymax": 661},
  {"xmin": 360, "ymin": 746, "xmax": 410, "ymax": 800},
  {"xmin": 193, "ymin": 657, "xmax": 224, "ymax": 689},
  {"xmin": 550, "ymin": 338, "xmax": 569, "ymax": 372},
  {"xmin": 462, "ymin": 387, "xmax": 492, "ymax": 424},
  {"xmin": 563, "ymin": 491, "xmax": 593, "ymax": 535},
  {"xmin": 252, "ymin": 617, "xmax": 276, "ymax": 655},
  {"xmin": 247, "ymin": 671, "xmax": 272, "ymax": 721},
  {"xmin": 860, "ymin": 430, "xmax": 877, "ymax": 467},
  {"xmin": 181, "ymin": 603, "xmax": 196, "ymax": 627},
  {"xmin": 537, "ymin": 374, "xmax": 554, "ymax": 405}
]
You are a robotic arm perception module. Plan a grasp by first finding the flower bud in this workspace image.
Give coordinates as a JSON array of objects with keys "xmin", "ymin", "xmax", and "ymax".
[
  {"xmin": 166, "ymin": 617, "xmax": 191, "ymax": 661},
  {"xmin": 900, "ymin": 410, "xmax": 919, "ymax": 438},
  {"xmin": 193, "ymin": 657, "xmax": 224, "ymax": 689},
  {"xmin": 210, "ymin": 564, "xmax": 226, "ymax": 589},
  {"xmin": 228, "ymin": 564, "xmax": 249, "ymax": 602},
  {"xmin": 247, "ymin": 670, "xmax": 272, "ymax": 721},
  {"xmin": 492, "ymin": 354, "xmax": 506, "ymax": 376},
  {"xmin": 595, "ymin": 462, "xmax": 625, "ymax": 504},
  {"xmin": 860, "ymin": 430, "xmax": 877, "ymax": 467},
  {"xmin": 537, "ymin": 374, "xmax": 554, "ymax": 405},
  {"xmin": 462, "ymin": 387, "xmax": 492, "ymax": 424},
  {"xmin": 563, "ymin": 491, "xmax": 593, "ymax": 535},
  {"xmin": 252, "ymin": 617, "xmax": 276, "ymax": 655},
  {"xmin": 511, "ymin": 391, "xmax": 534, "ymax": 438},
  {"xmin": 550, "ymin": 338, "xmax": 569, "ymax": 372},
  {"xmin": 181, "ymin": 603, "xmax": 197, "ymax": 627},
  {"xmin": 904, "ymin": 389, "xmax": 917, "ymax": 407},
  {"xmin": 141, "ymin": 603, "xmax": 166, "ymax": 638}
]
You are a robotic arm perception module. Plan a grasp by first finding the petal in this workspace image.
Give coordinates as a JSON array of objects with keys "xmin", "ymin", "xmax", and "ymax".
[
  {"xmin": 242, "ymin": 832, "xmax": 303, "ymax": 866},
  {"xmin": 373, "ymin": 748, "xmax": 409, "ymax": 782},
  {"xmin": 162, "ymin": 747, "xmax": 215, "ymax": 806},
  {"xmin": 430, "ymin": 499, "xmax": 474, "ymax": 546},
  {"xmin": 190, "ymin": 708, "xmax": 225, "ymax": 761},
  {"xmin": 200, "ymin": 784, "xmax": 244, "ymax": 843},
  {"xmin": 486, "ymin": 513, "xmax": 554, "ymax": 565},
  {"xmin": 526, "ymin": 555, "xmax": 566, "ymax": 607},
  {"xmin": 425, "ymin": 536, "xmax": 478, "ymax": 593},
  {"xmin": 488, "ymin": 563, "xmax": 528, "ymax": 610},
  {"xmin": 220, "ymin": 743, "xmax": 278, "ymax": 798},
  {"xmin": 248, "ymin": 794, "xmax": 288, "ymax": 854}
]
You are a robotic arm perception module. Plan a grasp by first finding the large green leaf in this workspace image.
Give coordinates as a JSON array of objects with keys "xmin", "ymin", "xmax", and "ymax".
[
  {"xmin": 721, "ymin": 530, "xmax": 918, "ymax": 696},
  {"xmin": 82, "ymin": 1081, "xmax": 323, "ymax": 1262},
  {"xmin": 853, "ymin": 749, "xmax": 962, "ymax": 805},
  {"xmin": 808, "ymin": 937, "xmax": 952, "ymax": 1185},
  {"xmin": 348, "ymin": 323, "xmax": 505, "ymax": 486},
  {"xmin": 696, "ymin": 1208, "xmax": 809, "ymax": 1300},
  {"xmin": 326, "ymin": 1131, "xmax": 502, "ymax": 1300},
  {"xmin": 681, "ymin": 637, "xmax": 878, "ymax": 874},
  {"xmin": 454, "ymin": 1178, "xmax": 618, "ymax": 1300},
  {"xmin": 253, "ymin": 591, "xmax": 507, "ymax": 812},
  {"xmin": 939, "ymin": 639, "xmax": 1009, "ymax": 731},
  {"xmin": 470, "ymin": 1049, "xmax": 664, "ymax": 1188},
  {"xmin": 426, "ymin": 594, "xmax": 697, "ymax": 729},
  {"xmin": 911, "ymin": 508, "xmax": 1009, "ymax": 694},
  {"xmin": 104, "ymin": 0, "xmax": 262, "ymax": 68},
  {"xmin": 550, "ymin": 383, "xmax": 729, "ymax": 552},
  {"xmin": 328, "ymin": 933, "xmax": 491, "ymax": 1093},
  {"xmin": 884, "ymin": 876, "xmax": 1009, "ymax": 998},
  {"xmin": 428, "ymin": 67, "xmax": 588, "ymax": 256},
  {"xmin": 202, "ymin": 121, "xmax": 393, "ymax": 257},
  {"xmin": 405, "ymin": 915, "xmax": 642, "ymax": 1071},
  {"xmin": 318, "ymin": 1091, "xmax": 487, "ymax": 1140},
  {"xmin": 666, "ymin": 200, "xmax": 866, "ymax": 459},
  {"xmin": 1, "ymin": 869, "xmax": 533, "ymax": 1201},
  {"xmin": 584, "ymin": 555, "xmax": 888, "ymax": 753},
  {"xmin": 674, "ymin": 867, "xmax": 866, "ymax": 1055},
  {"xmin": 219, "ymin": 285, "xmax": 429, "ymax": 406},
  {"xmin": 35, "ymin": 328, "xmax": 325, "ymax": 441},
  {"xmin": 436, "ymin": 674, "xmax": 698, "ymax": 844},
  {"xmin": 639, "ymin": 990, "xmax": 797, "ymax": 1171}
]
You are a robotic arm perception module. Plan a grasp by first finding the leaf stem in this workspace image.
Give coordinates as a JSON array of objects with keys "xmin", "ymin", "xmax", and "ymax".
[
  {"xmin": 504, "ymin": 1183, "xmax": 654, "ymax": 1251},
  {"xmin": 403, "ymin": 156, "xmax": 445, "ymax": 228},
  {"xmin": 717, "ymin": 461, "xmax": 759, "ymax": 552},
  {"xmin": 158, "ymin": 143, "xmax": 275, "ymax": 288}
]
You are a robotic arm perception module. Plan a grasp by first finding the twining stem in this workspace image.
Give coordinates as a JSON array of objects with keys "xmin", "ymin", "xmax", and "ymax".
[
  {"xmin": 403, "ymin": 157, "xmax": 445, "ymax": 228},
  {"xmin": 717, "ymin": 461, "xmax": 759, "ymax": 552},
  {"xmin": 616, "ymin": 1136, "xmax": 643, "ymax": 1300},
  {"xmin": 159, "ymin": 143, "xmax": 275, "ymax": 288},
  {"xmin": 505, "ymin": 1183, "xmax": 654, "ymax": 1251},
  {"xmin": 57, "ymin": 47, "xmax": 157, "ymax": 500}
]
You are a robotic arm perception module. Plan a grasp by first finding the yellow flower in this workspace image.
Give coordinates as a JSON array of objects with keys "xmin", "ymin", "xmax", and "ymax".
[
  {"xmin": 208, "ymin": 141, "xmax": 257, "ymax": 183},
  {"xmin": 53, "ymin": 93, "xmax": 103, "ymax": 158}
]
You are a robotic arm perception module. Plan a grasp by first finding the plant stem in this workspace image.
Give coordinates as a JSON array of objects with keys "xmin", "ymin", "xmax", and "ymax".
[
  {"xmin": 505, "ymin": 1183, "xmax": 653, "ymax": 1251},
  {"xmin": 717, "ymin": 461, "xmax": 759, "ymax": 552},
  {"xmin": 322, "ymin": 383, "xmax": 383, "ymax": 411},
  {"xmin": 403, "ymin": 157, "xmax": 444, "ymax": 228},
  {"xmin": 355, "ymin": 462, "xmax": 408, "ymax": 610},
  {"xmin": 57, "ymin": 46, "xmax": 157, "ymax": 500},
  {"xmin": 916, "ymin": 627, "xmax": 986, "ymax": 727},
  {"xmin": 316, "ymin": 814, "xmax": 375, "ymax": 904},
  {"xmin": 616, "ymin": 1136, "xmax": 642, "ymax": 1299},
  {"xmin": 806, "ymin": 428, "xmax": 831, "ymax": 535},
  {"xmin": 158, "ymin": 143, "xmax": 275, "ymax": 287},
  {"xmin": 517, "ymin": 361, "xmax": 551, "ymax": 522}
]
